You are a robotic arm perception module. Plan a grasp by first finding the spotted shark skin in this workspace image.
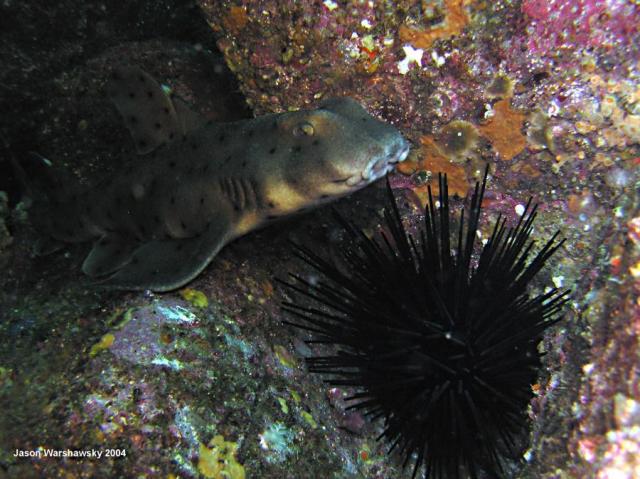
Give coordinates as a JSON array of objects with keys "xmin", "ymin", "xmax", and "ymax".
[{"xmin": 34, "ymin": 66, "xmax": 410, "ymax": 292}]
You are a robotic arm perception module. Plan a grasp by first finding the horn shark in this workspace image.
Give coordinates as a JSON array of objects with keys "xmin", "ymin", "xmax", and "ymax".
[{"xmin": 29, "ymin": 66, "xmax": 410, "ymax": 291}]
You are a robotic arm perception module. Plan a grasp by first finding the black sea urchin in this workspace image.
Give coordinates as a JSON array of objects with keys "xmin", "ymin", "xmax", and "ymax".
[{"xmin": 279, "ymin": 168, "xmax": 569, "ymax": 479}]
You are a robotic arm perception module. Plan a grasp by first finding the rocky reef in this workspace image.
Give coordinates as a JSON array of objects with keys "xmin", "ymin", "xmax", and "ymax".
[{"xmin": 1, "ymin": 0, "xmax": 639, "ymax": 478}]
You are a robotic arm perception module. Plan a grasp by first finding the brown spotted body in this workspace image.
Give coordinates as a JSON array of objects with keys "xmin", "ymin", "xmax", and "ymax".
[{"xmin": 37, "ymin": 66, "xmax": 410, "ymax": 291}]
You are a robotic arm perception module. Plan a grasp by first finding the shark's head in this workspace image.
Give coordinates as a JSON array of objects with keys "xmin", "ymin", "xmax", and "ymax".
[{"xmin": 273, "ymin": 97, "xmax": 410, "ymax": 202}]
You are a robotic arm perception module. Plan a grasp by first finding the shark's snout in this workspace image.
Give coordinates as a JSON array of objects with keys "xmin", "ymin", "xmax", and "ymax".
[{"xmin": 361, "ymin": 135, "xmax": 410, "ymax": 183}]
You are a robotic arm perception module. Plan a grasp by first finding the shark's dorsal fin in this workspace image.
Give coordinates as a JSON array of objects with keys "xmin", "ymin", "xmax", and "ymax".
[{"xmin": 107, "ymin": 66, "xmax": 204, "ymax": 154}]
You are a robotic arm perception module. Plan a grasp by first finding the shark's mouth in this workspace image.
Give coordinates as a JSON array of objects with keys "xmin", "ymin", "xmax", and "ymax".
[{"xmin": 348, "ymin": 141, "xmax": 410, "ymax": 187}]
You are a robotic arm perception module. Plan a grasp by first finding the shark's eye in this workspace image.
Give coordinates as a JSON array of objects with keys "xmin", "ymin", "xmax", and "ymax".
[{"xmin": 293, "ymin": 122, "xmax": 315, "ymax": 137}]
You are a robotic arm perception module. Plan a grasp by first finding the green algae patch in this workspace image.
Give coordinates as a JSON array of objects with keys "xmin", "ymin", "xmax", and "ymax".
[
  {"xmin": 198, "ymin": 435, "xmax": 245, "ymax": 479},
  {"xmin": 277, "ymin": 397, "xmax": 289, "ymax": 414},
  {"xmin": 274, "ymin": 344, "xmax": 297, "ymax": 369},
  {"xmin": 180, "ymin": 288, "xmax": 209, "ymax": 308},
  {"xmin": 300, "ymin": 410, "xmax": 318, "ymax": 429},
  {"xmin": 115, "ymin": 307, "xmax": 136, "ymax": 329},
  {"xmin": 89, "ymin": 333, "xmax": 115, "ymax": 357},
  {"xmin": 289, "ymin": 390, "xmax": 301, "ymax": 403}
]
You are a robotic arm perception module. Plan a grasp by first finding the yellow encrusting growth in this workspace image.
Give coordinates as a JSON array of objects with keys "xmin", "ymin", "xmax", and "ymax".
[
  {"xmin": 180, "ymin": 288, "xmax": 209, "ymax": 308},
  {"xmin": 89, "ymin": 333, "xmax": 115, "ymax": 357},
  {"xmin": 198, "ymin": 435, "xmax": 245, "ymax": 479},
  {"xmin": 274, "ymin": 345, "xmax": 297, "ymax": 368}
]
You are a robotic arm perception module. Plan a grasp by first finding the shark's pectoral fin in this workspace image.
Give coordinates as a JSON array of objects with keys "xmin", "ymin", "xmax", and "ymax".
[
  {"xmin": 96, "ymin": 220, "xmax": 231, "ymax": 292},
  {"xmin": 107, "ymin": 66, "xmax": 206, "ymax": 155},
  {"xmin": 82, "ymin": 234, "xmax": 139, "ymax": 277}
]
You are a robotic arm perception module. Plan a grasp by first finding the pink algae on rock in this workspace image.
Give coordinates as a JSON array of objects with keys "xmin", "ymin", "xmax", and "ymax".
[{"xmin": 522, "ymin": 0, "xmax": 640, "ymax": 60}]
